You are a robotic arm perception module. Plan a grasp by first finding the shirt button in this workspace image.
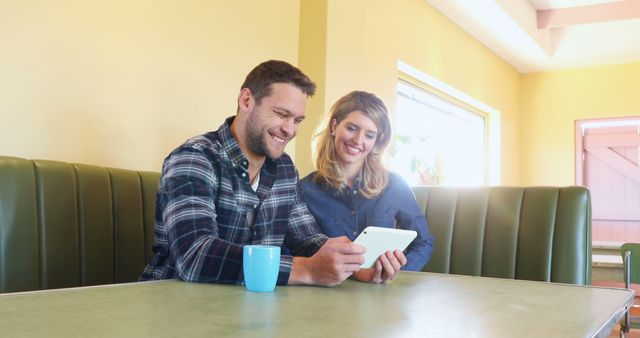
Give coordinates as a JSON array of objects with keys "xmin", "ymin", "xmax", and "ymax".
[
  {"xmin": 352, "ymin": 190, "xmax": 357, "ymax": 195},
  {"xmin": 353, "ymin": 231, "xmax": 357, "ymax": 236},
  {"xmin": 241, "ymin": 173, "xmax": 246, "ymax": 177},
  {"xmin": 352, "ymin": 210, "xmax": 356, "ymax": 215}
]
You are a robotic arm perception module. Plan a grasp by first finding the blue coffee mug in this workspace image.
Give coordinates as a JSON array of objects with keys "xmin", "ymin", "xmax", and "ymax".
[{"xmin": 243, "ymin": 245, "xmax": 280, "ymax": 292}]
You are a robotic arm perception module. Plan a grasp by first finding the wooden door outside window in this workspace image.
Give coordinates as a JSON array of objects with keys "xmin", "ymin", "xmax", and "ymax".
[{"xmin": 576, "ymin": 117, "xmax": 640, "ymax": 243}]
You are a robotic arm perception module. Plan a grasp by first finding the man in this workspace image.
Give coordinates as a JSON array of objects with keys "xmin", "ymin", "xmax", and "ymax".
[{"xmin": 141, "ymin": 60, "xmax": 367, "ymax": 286}]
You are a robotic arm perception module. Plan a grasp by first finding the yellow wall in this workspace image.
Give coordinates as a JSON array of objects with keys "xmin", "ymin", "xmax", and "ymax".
[
  {"xmin": 296, "ymin": 0, "xmax": 522, "ymax": 184},
  {"xmin": 6, "ymin": 0, "xmax": 634, "ymax": 187},
  {"xmin": 0, "ymin": 0, "xmax": 301, "ymax": 171},
  {"xmin": 520, "ymin": 63, "xmax": 640, "ymax": 185},
  {"xmin": 296, "ymin": 0, "xmax": 328, "ymax": 174}
]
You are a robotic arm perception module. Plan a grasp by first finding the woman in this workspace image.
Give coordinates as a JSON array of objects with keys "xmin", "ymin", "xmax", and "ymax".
[{"xmin": 298, "ymin": 91, "xmax": 434, "ymax": 283}]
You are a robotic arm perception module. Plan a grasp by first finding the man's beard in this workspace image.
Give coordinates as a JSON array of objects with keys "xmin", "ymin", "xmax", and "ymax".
[{"xmin": 246, "ymin": 112, "xmax": 273, "ymax": 159}]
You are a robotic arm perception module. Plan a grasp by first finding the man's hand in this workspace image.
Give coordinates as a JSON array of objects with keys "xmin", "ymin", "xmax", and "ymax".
[
  {"xmin": 289, "ymin": 236, "xmax": 365, "ymax": 286},
  {"xmin": 352, "ymin": 250, "xmax": 407, "ymax": 284}
]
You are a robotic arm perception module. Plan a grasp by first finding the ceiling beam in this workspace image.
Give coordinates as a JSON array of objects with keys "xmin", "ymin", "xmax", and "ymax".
[{"xmin": 537, "ymin": 1, "xmax": 640, "ymax": 29}]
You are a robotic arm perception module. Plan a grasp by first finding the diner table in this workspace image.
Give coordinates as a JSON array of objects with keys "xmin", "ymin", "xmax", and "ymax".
[{"xmin": 0, "ymin": 272, "xmax": 634, "ymax": 337}]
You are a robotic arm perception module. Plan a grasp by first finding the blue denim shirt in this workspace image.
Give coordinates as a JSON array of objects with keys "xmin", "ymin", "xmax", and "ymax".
[{"xmin": 298, "ymin": 172, "xmax": 434, "ymax": 271}]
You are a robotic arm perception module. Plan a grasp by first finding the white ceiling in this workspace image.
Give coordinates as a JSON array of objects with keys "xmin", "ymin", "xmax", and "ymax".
[{"xmin": 425, "ymin": 0, "xmax": 640, "ymax": 73}]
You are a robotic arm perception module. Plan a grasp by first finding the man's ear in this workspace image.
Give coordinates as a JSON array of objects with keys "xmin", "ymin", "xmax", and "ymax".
[{"xmin": 237, "ymin": 88, "xmax": 254, "ymax": 114}]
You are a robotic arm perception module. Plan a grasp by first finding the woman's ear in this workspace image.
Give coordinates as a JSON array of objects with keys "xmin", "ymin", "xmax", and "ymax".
[{"xmin": 330, "ymin": 119, "xmax": 337, "ymax": 136}]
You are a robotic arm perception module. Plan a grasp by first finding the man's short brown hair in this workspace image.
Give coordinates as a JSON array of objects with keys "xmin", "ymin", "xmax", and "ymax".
[{"xmin": 240, "ymin": 60, "xmax": 316, "ymax": 105}]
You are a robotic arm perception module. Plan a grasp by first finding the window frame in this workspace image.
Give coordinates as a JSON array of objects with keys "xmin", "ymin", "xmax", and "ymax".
[{"xmin": 395, "ymin": 61, "xmax": 501, "ymax": 186}]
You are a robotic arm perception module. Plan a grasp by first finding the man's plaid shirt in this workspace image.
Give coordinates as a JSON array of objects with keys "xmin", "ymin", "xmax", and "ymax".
[{"xmin": 140, "ymin": 117, "xmax": 328, "ymax": 285}]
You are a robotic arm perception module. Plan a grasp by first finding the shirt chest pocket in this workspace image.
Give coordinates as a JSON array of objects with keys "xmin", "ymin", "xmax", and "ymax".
[
  {"xmin": 366, "ymin": 209, "xmax": 396, "ymax": 228},
  {"xmin": 317, "ymin": 215, "xmax": 354, "ymax": 238}
]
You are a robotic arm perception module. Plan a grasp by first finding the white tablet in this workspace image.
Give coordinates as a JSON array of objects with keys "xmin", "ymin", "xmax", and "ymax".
[{"xmin": 353, "ymin": 226, "xmax": 417, "ymax": 268}]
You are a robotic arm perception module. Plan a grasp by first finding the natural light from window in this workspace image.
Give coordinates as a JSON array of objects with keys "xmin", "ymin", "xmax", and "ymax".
[{"xmin": 392, "ymin": 61, "xmax": 501, "ymax": 187}]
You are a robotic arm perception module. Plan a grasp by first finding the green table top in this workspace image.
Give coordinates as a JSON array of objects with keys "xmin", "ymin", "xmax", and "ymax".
[{"xmin": 0, "ymin": 272, "xmax": 633, "ymax": 337}]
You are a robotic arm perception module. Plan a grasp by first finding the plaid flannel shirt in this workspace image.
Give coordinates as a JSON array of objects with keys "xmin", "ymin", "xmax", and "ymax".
[{"xmin": 140, "ymin": 117, "xmax": 327, "ymax": 285}]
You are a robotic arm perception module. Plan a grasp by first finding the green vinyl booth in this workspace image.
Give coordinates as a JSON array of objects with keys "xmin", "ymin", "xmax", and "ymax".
[
  {"xmin": 0, "ymin": 156, "xmax": 591, "ymax": 293},
  {"xmin": 413, "ymin": 186, "xmax": 591, "ymax": 285},
  {"xmin": 0, "ymin": 156, "xmax": 159, "ymax": 293}
]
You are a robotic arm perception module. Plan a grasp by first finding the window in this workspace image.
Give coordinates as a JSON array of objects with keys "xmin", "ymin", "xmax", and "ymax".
[{"xmin": 391, "ymin": 62, "xmax": 500, "ymax": 186}]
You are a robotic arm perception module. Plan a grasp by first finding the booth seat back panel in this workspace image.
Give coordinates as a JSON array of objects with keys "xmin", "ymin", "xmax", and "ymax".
[
  {"xmin": 0, "ymin": 157, "xmax": 160, "ymax": 293},
  {"xmin": 74, "ymin": 163, "xmax": 114, "ymax": 286},
  {"xmin": 515, "ymin": 188, "xmax": 558, "ymax": 282},
  {"xmin": 482, "ymin": 187, "xmax": 523, "ymax": 279},
  {"xmin": 416, "ymin": 186, "xmax": 591, "ymax": 285},
  {"xmin": 449, "ymin": 188, "xmax": 489, "ymax": 276},
  {"xmin": 109, "ymin": 168, "xmax": 146, "ymax": 283},
  {"xmin": 552, "ymin": 187, "xmax": 592, "ymax": 284},
  {"xmin": 34, "ymin": 160, "xmax": 81, "ymax": 290},
  {"xmin": 0, "ymin": 158, "xmax": 39, "ymax": 292},
  {"xmin": 418, "ymin": 188, "xmax": 457, "ymax": 274}
]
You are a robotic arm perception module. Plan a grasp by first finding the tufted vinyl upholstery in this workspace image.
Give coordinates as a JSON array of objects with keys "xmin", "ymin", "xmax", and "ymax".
[
  {"xmin": 0, "ymin": 156, "xmax": 159, "ymax": 293},
  {"xmin": 414, "ymin": 186, "xmax": 592, "ymax": 285},
  {"xmin": 1, "ymin": 156, "xmax": 592, "ymax": 293}
]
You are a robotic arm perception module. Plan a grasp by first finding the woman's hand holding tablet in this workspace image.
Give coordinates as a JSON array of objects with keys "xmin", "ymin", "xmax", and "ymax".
[{"xmin": 353, "ymin": 226, "xmax": 417, "ymax": 269}]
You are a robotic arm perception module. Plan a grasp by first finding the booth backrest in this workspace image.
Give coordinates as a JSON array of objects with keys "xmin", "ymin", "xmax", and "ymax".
[
  {"xmin": 413, "ymin": 186, "xmax": 592, "ymax": 285},
  {"xmin": 0, "ymin": 156, "xmax": 592, "ymax": 293},
  {"xmin": 0, "ymin": 156, "xmax": 159, "ymax": 293}
]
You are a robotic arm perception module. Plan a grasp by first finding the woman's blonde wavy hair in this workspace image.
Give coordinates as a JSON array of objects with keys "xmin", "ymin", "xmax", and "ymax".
[{"xmin": 312, "ymin": 91, "xmax": 391, "ymax": 198}]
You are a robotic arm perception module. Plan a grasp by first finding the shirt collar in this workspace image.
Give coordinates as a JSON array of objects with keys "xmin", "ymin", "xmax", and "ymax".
[
  {"xmin": 218, "ymin": 116, "xmax": 250, "ymax": 170},
  {"xmin": 326, "ymin": 173, "xmax": 363, "ymax": 198}
]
